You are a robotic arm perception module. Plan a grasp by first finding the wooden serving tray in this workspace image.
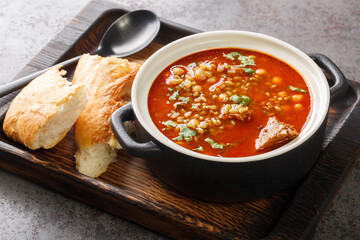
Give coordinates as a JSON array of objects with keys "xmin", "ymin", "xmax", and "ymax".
[{"xmin": 1, "ymin": 1, "xmax": 359, "ymax": 239}]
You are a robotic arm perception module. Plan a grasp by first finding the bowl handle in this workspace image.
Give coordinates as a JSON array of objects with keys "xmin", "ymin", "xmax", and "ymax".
[
  {"xmin": 111, "ymin": 102, "xmax": 162, "ymax": 159},
  {"xmin": 308, "ymin": 53, "xmax": 348, "ymax": 105}
]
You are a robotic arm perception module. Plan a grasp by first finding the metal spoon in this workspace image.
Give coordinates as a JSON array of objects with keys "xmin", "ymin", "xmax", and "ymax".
[{"xmin": 0, "ymin": 10, "xmax": 160, "ymax": 97}]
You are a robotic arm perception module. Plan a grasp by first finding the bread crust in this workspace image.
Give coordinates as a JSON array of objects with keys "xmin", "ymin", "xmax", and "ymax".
[
  {"xmin": 72, "ymin": 54, "xmax": 140, "ymax": 177},
  {"xmin": 3, "ymin": 66, "xmax": 86, "ymax": 150}
]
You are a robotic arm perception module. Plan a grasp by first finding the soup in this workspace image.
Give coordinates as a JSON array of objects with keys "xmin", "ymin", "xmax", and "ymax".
[{"xmin": 148, "ymin": 48, "xmax": 311, "ymax": 157}]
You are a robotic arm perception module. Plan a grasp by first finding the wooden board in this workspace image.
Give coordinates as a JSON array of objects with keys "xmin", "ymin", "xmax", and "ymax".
[{"xmin": 1, "ymin": 1, "xmax": 359, "ymax": 239}]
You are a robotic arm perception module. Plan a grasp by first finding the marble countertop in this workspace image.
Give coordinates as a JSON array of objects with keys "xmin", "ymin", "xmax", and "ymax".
[{"xmin": 0, "ymin": 0, "xmax": 359, "ymax": 239}]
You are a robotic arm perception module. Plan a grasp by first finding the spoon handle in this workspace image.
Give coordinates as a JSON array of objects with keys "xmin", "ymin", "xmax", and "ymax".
[{"xmin": 0, "ymin": 55, "xmax": 82, "ymax": 98}]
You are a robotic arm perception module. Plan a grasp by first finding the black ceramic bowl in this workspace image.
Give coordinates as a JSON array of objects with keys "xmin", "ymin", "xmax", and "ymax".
[{"xmin": 111, "ymin": 31, "xmax": 347, "ymax": 202}]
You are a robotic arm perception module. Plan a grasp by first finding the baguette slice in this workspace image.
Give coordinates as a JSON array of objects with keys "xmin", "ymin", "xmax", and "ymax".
[
  {"xmin": 72, "ymin": 54, "xmax": 140, "ymax": 178},
  {"xmin": 3, "ymin": 66, "xmax": 88, "ymax": 150}
]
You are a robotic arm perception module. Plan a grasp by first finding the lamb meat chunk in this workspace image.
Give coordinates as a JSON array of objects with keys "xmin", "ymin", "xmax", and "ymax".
[{"xmin": 255, "ymin": 117, "xmax": 299, "ymax": 150}]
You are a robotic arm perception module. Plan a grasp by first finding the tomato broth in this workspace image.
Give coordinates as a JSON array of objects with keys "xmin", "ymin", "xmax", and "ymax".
[{"xmin": 148, "ymin": 48, "xmax": 311, "ymax": 157}]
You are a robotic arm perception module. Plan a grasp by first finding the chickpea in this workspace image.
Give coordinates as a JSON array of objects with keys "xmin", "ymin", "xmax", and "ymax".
[
  {"xmin": 192, "ymin": 85, "xmax": 202, "ymax": 92},
  {"xmin": 255, "ymin": 68, "xmax": 267, "ymax": 75},
  {"xmin": 194, "ymin": 68, "xmax": 207, "ymax": 80},
  {"xmin": 172, "ymin": 67, "xmax": 185, "ymax": 75},
  {"xmin": 207, "ymin": 77, "xmax": 216, "ymax": 83},
  {"xmin": 198, "ymin": 64, "xmax": 205, "ymax": 69},
  {"xmin": 184, "ymin": 79, "xmax": 192, "ymax": 89},
  {"xmin": 196, "ymin": 128, "xmax": 204, "ymax": 134},
  {"xmin": 184, "ymin": 111, "xmax": 192, "ymax": 117},
  {"xmin": 229, "ymin": 108, "xmax": 238, "ymax": 114},
  {"xmin": 211, "ymin": 94, "xmax": 218, "ymax": 100},
  {"xmin": 187, "ymin": 119, "xmax": 199, "ymax": 129},
  {"xmin": 292, "ymin": 94, "xmax": 303, "ymax": 102},
  {"xmin": 185, "ymin": 74, "xmax": 194, "ymax": 81},
  {"xmin": 219, "ymin": 93, "xmax": 228, "ymax": 102},
  {"xmin": 278, "ymin": 91, "xmax": 287, "ymax": 97},
  {"xmin": 217, "ymin": 65, "xmax": 225, "ymax": 72},
  {"xmin": 294, "ymin": 103, "xmax": 303, "ymax": 110},
  {"xmin": 274, "ymin": 106, "xmax": 282, "ymax": 111},
  {"xmin": 170, "ymin": 78, "xmax": 182, "ymax": 85},
  {"xmin": 204, "ymin": 71, "xmax": 213, "ymax": 78},
  {"xmin": 199, "ymin": 121, "xmax": 208, "ymax": 129},
  {"xmin": 272, "ymin": 77, "xmax": 282, "ymax": 84}
]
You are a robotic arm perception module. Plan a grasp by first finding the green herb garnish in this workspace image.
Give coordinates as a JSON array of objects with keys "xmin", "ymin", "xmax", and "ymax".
[
  {"xmin": 223, "ymin": 52, "xmax": 255, "ymax": 68},
  {"xmin": 223, "ymin": 52, "xmax": 238, "ymax": 60},
  {"xmin": 169, "ymin": 90, "xmax": 180, "ymax": 100},
  {"xmin": 193, "ymin": 146, "xmax": 204, "ymax": 151},
  {"xmin": 289, "ymin": 85, "xmax": 308, "ymax": 93},
  {"xmin": 169, "ymin": 90, "xmax": 189, "ymax": 103},
  {"xmin": 178, "ymin": 96, "xmax": 189, "ymax": 102},
  {"xmin": 162, "ymin": 120, "xmax": 177, "ymax": 128},
  {"xmin": 241, "ymin": 68, "xmax": 255, "ymax": 74},
  {"xmin": 173, "ymin": 124, "xmax": 197, "ymax": 142},
  {"xmin": 205, "ymin": 138, "xmax": 224, "ymax": 149},
  {"xmin": 230, "ymin": 94, "xmax": 251, "ymax": 106},
  {"xmin": 168, "ymin": 87, "xmax": 173, "ymax": 92},
  {"xmin": 170, "ymin": 110, "xmax": 179, "ymax": 118}
]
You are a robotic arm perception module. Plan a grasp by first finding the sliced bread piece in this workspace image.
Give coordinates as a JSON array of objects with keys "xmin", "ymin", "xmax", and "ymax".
[
  {"xmin": 3, "ymin": 66, "xmax": 88, "ymax": 150},
  {"xmin": 72, "ymin": 54, "xmax": 140, "ymax": 178}
]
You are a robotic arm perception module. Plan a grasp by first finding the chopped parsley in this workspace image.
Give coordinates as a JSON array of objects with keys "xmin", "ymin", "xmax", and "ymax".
[
  {"xmin": 170, "ymin": 110, "xmax": 179, "ymax": 118},
  {"xmin": 173, "ymin": 124, "xmax": 197, "ymax": 142},
  {"xmin": 162, "ymin": 120, "xmax": 177, "ymax": 128},
  {"xmin": 222, "ymin": 52, "xmax": 237, "ymax": 60},
  {"xmin": 169, "ymin": 90, "xmax": 180, "ymax": 100},
  {"xmin": 193, "ymin": 146, "xmax": 204, "ymax": 151},
  {"xmin": 178, "ymin": 96, "xmax": 189, "ymax": 102},
  {"xmin": 169, "ymin": 90, "xmax": 189, "ymax": 103},
  {"xmin": 241, "ymin": 68, "xmax": 255, "ymax": 74},
  {"xmin": 289, "ymin": 85, "xmax": 308, "ymax": 93},
  {"xmin": 230, "ymin": 94, "xmax": 251, "ymax": 106},
  {"xmin": 223, "ymin": 52, "xmax": 256, "ymax": 68},
  {"xmin": 205, "ymin": 138, "xmax": 224, "ymax": 149}
]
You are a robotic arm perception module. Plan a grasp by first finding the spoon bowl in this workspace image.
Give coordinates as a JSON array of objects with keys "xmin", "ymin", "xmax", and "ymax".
[
  {"xmin": 96, "ymin": 10, "xmax": 160, "ymax": 57},
  {"xmin": 0, "ymin": 10, "xmax": 160, "ymax": 97}
]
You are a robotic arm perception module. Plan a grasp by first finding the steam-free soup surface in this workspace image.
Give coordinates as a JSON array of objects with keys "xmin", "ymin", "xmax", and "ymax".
[{"xmin": 148, "ymin": 48, "xmax": 311, "ymax": 157}]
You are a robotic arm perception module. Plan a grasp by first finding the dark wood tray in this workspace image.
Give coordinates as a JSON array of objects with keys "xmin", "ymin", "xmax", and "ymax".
[{"xmin": 1, "ymin": 1, "xmax": 359, "ymax": 239}]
